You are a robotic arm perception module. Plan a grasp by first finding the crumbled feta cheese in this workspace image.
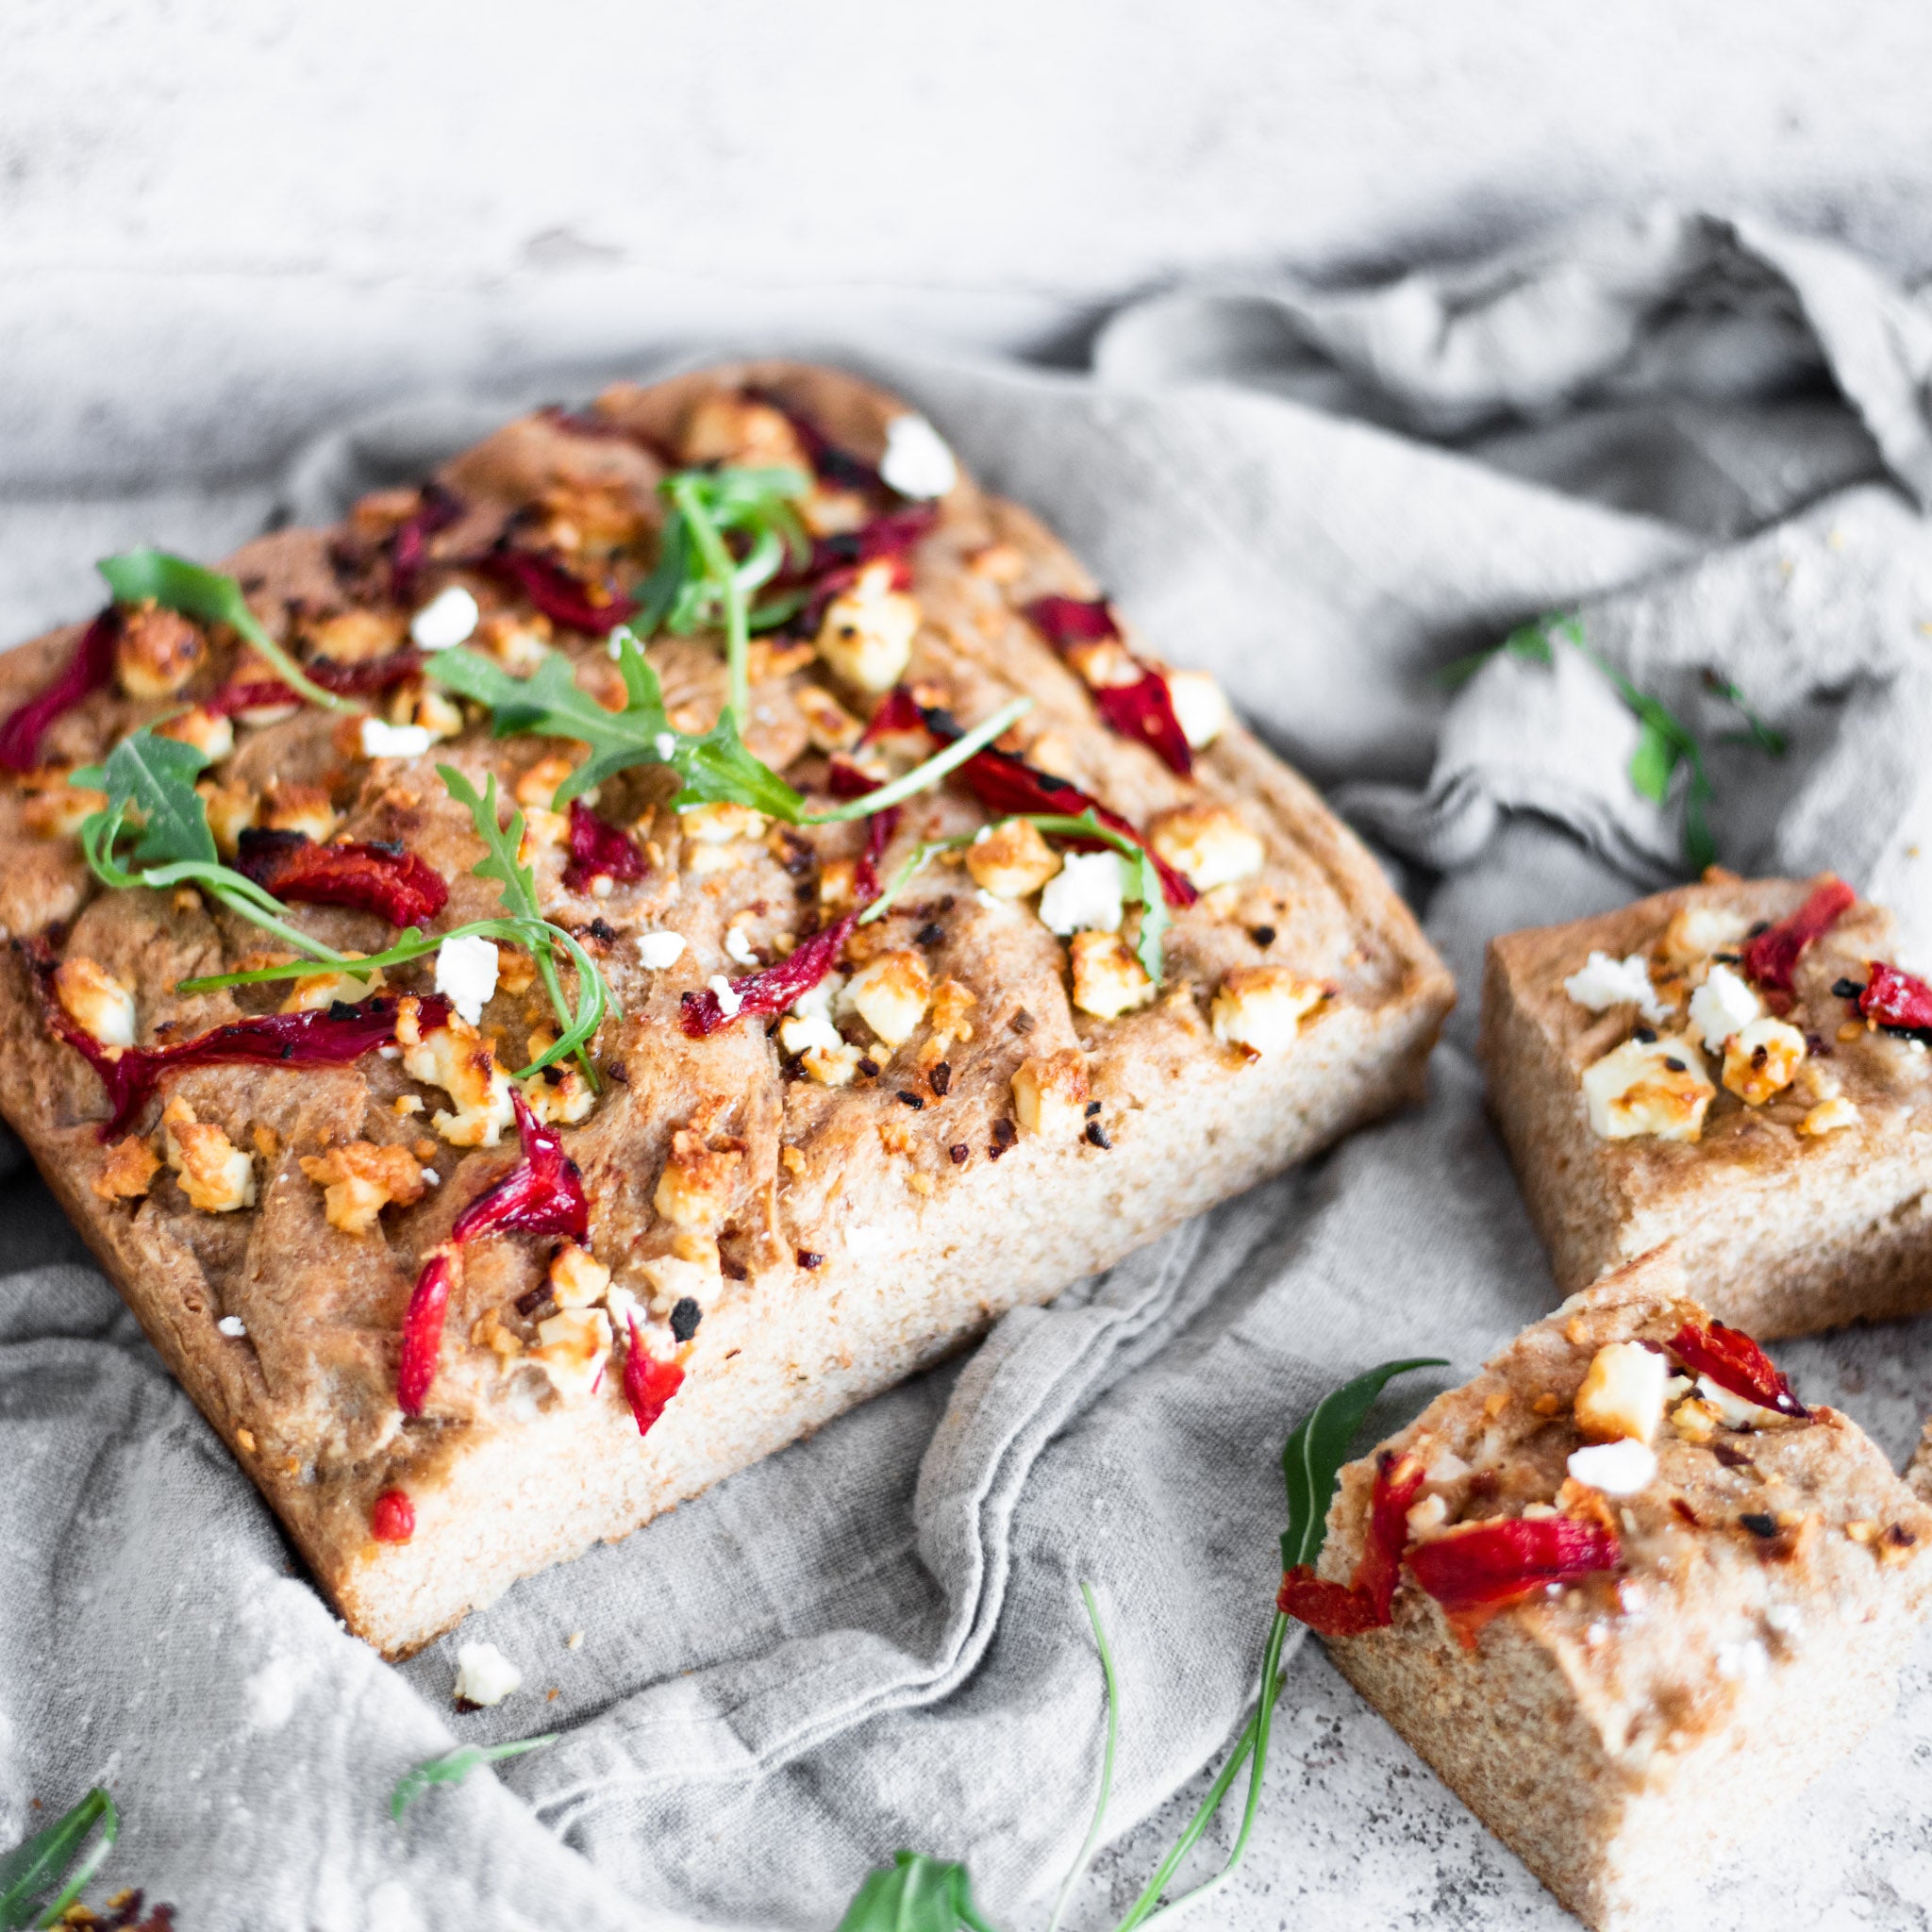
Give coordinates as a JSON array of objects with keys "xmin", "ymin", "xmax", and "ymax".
[
  {"xmin": 1148, "ymin": 804, "xmax": 1264, "ymax": 893},
  {"xmin": 1763, "ymin": 1604, "xmax": 1804, "ymax": 1636},
  {"xmin": 1069, "ymin": 930, "xmax": 1156, "ymax": 1018},
  {"xmin": 1714, "ymin": 1637, "xmax": 1771, "ymax": 1683},
  {"xmin": 966, "ymin": 818, "xmax": 1061, "ymax": 900},
  {"xmin": 359, "ymin": 717, "xmax": 434, "ymax": 760},
  {"xmin": 395, "ymin": 999, "xmax": 515, "ymax": 1146},
  {"xmin": 1800, "ymin": 1095, "xmax": 1859, "ymax": 1136},
  {"xmin": 1210, "ymin": 968, "xmax": 1324, "ymax": 1056},
  {"xmin": 160, "ymin": 1098, "xmax": 256, "ymax": 1214},
  {"xmin": 707, "ymin": 974, "xmax": 743, "ymax": 1019},
  {"xmin": 791, "ymin": 973, "xmax": 845, "ymax": 1027},
  {"xmin": 1566, "ymin": 1439, "xmax": 1657, "ymax": 1495},
  {"xmin": 1012, "ymin": 1049, "xmax": 1090, "ymax": 1140},
  {"xmin": 1039, "ymin": 850, "xmax": 1127, "ymax": 935},
  {"xmin": 53, "ymin": 956, "xmax": 136, "ymax": 1049},
  {"xmin": 533, "ymin": 1306, "xmax": 612, "ymax": 1404},
  {"xmin": 815, "ymin": 560, "xmax": 921, "ymax": 693},
  {"xmin": 637, "ymin": 930, "xmax": 687, "ymax": 970},
  {"xmin": 847, "ymin": 949, "xmax": 932, "ymax": 1048},
  {"xmin": 1660, "ymin": 904, "xmax": 1749, "ymax": 969},
  {"xmin": 217, "ymin": 1315, "xmax": 247, "ymax": 1338},
  {"xmin": 878, "ymin": 414, "xmax": 958, "ymax": 499},
  {"xmin": 408, "ymin": 585, "xmax": 480, "ymax": 651},
  {"xmin": 299, "ymin": 1141, "xmax": 429, "ymax": 1234},
  {"xmin": 1722, "ymin": 1016, "xmax": 1807, "ymax": 1107},
  {"xmin": 435, "ymin": 934, "xmax": 500, "ymax": 1026},
  {"xmin": 1564, "ymin": 951, "xmax": 1669, "ymax": 1024},
  {"xmin": 679, "ymin": 801, "xmax": 766, "ymax": 845},
  {"xmin": 655, "ymin": 1132, "xmax": 741, "ymax": 1231},
  {"xmin": 1166, "ymin": 670, "xmax": 1231, "ymax": 751},
  {"xmin": 453, "ymin": 1641, "xmax": 523, "ymax": 1707},
  {"xmin": 281, "ymin": 958, "xmax": 386, "ymax": 1014},
  {"xmin": 1580, "ymin": 1033, "xmax": 1714, "ymax": 1141},
  {"xmin": 1694, "ymin": 1374, "xmax": 1800, "ymax": 1432},
  {"xmin": 1574, "ymin": 1341, "xmax": 1668, "ymax": 1445},
  {"xmin": 1406, "ymin": 1493, "xmax": 1449, "ymax": 1539},
  {"xmin": 779, "ymin": 1009, "xmax": 844, "ymax": 1059},
  {"xmin": 1689, "ymin": 962, "xmax": 1761, "ymax": 1049},
  {"xmin": 724, "ymin": 924, "xmax": 759, "ymax": 967}
]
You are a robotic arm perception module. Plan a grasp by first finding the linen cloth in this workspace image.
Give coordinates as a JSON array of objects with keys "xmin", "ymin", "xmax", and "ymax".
[{"xmin": 7, "ymin": 205, "xmax": 1932, "ymax": 1930}]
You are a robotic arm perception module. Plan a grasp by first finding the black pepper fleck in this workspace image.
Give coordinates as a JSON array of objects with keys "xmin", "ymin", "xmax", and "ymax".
[
  {"xmin": 670, "ymin": 1297, "xmax": 703, "ymax": 1342},
  {"xmin": 948, "ymin": 1143, "xmax": 969, "ymax": 1165},
  {"xmin": 587, "ymin": 918, "xmax": 618, "ymax": 944},
  {"xmin": 929, "ymin": 1062, "xmax": 952, "ymax": 1097},
  {"xmin": 1710, "ymin": 1441, "xmax": 1754, "ymax": 1470},
  {"xmin": 721, "ymin": 1256, "xmax": 747, "ymax": 1282},
  {"xmin": 1632, "ymin": 1025, "xmax": 1658, "ymax": 1044},
  {"xmin": 1010, "ymin": 1008, "xmax": 1036, "ymax": 1036},
  {"xmin": 858, "ymin": 1056, "xmax": 880, "ymax": 1078},
  {"xmin": 1663, "ymin": 1056, "xmax": 1687, "ymax": 1073},
  {"xmin": 796, "ymin": 1250, "xmax": 824, "ymax": 1270},
  {"xmin": 1739, "ymin": 1512, "xmax": 1778, "ymax": 1538},
  {"xmin": 915, "ymin": 923, "xmax": 945, "ymax": 947},
  {"xmin": 515, "ymin": 1286, "xmax": 555, "ymax": 1318},
  {"xmin": 1746, "ymin": 920, "xmax": 1771, "ymax": 939},
  {"xmin": 327, "ymin": 1000, "xmax": 360, "ymax": 1022},
  {"xmin": 992, "ymin": 1118, "xmax": 1017, "ymax": 1145},
  {"xmin": 1084, "ymin": 1120, "xmax": 1111, "ymax": 1149},
  {"xmin": 1833, "ymin": 977, "xmax": 1866, "ymax": 1001},
  {"xmin": 1249, "ymin": 924, "xmax": 1276, "ymax": 947},
  {"xmin": 896, "ymin": 1090, "xmax": 924, "ymax": 1109},
  {"xmin": 1085, "ymin": 1101, "xmax": 1102, "ymax": 1117}
]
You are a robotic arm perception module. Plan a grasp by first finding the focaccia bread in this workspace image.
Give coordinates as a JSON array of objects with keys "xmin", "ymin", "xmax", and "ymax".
[
  {"xmin": 1304, "ymin": 1249, "xmax": 1932, "ymax": 1932},
  {"xmin": 0, "ymin": 361, "xmax": 1453, "ymax": 1657},
  {"xmin": 1481, "ymin": 871, "xmax": 1932, "ymax": 1338}
]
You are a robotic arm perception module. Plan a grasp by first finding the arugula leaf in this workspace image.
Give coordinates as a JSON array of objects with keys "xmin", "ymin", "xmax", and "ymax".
[
  {"xmin": 835, "ymin": 1853, "xmax": 1001, "ymax": 1932},
  {"xmin": 1046, "ymin": 1584, "xmax": 1121, "ymax": 1932},
  {"xmin": 1707, "ymin": 671, "xmax": 1789, "ymax": 756},
  {"xmin": 96, "ymin": 547, "xmax": 357, "ymax": 714},
  {"xmin": 73, "ymin": 725, "xmax": 215, "ymax": 867},
  {"xmin": 1280, "ymin": 1357, "xmax": 1447, "ymax": 1572},
  {"xmin": 1625, "ymin": 714, "xmax": 1680, "ymax": 805},
  {"xmin": 391, "ymin": 1735, "xmax": 558, "ymax": 1822},
  {"xmin": 0, "ymin": 1787, "xmax": 117, "ymax": 1929}
]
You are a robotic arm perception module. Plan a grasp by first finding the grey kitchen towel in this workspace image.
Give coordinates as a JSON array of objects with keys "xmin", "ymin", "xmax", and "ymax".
[{"xmin": 8, "ymin": 205, "xmax": 1932, "ymax": 1932}]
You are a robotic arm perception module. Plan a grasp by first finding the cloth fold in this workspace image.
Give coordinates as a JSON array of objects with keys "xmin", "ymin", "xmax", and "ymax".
[{"xmin": 7, "ymin": 207, "xmax": 1932, "ymax": 1930}]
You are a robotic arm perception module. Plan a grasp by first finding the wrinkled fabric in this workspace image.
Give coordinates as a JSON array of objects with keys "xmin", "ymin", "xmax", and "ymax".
[{"xmin": 6, "ymin": 207, "xmax": 1932, "ymax": 1930}]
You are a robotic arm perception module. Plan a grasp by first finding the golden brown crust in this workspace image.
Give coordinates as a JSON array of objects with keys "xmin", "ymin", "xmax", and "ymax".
[
  {"xmin": 0, "ymin": 360, "xmax": 1454, "ymax": 1653},
  {"xmin": 1480, "ymin": 874, "xmax": 1932, "ymax": 1336}
]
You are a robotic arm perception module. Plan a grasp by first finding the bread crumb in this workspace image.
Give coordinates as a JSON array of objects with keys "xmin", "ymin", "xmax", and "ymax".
[{"xmin": 236, "ymin": 1427, "xmax": 257, "ymax": 1454}]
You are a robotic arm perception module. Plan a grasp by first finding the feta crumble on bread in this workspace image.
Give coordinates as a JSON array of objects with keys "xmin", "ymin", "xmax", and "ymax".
[
  {"xmin": 878, "ymin": 414, "xmax": 958, "ymax": 499},
  {"xmin": 408, "ymin": 584, "xmax": 480, "ymax": 650},
  {"xmin": 966, "ymin": 819, "xmax": 1060, "ymax": 900},
  {"xmin": 1011, "ymin": 1049, "xmax": 1090, "ymax": 1140},
  {"xmin": 1149, "ymin": 804, "xmax": 1263, "ymax": 893},
  {"xmin": 298, "ymin": 1141, "xmax": 427, "ymax": 1235},
  {"xmin": 160, "ymin": 1099, "xmax": 256, "ymax": 1213},
  {"xmin": 1563, "ymin": 951, "xmax": 1669, "ymax": 1024},
  {"xmin": 846, "ymin": 950, "xmax": 932, "ymax": 1048},
  {"xmin": 453, "ymin": 1641, "xmax": 523, "ymax": 1707},
  {"xmin": 435, "ymin": 934, "xmax": 500, "ymax": 1026},
  {"xmin": 1211, "ymin": 967, "xmax": 1324, "ymax": 1056},
  {"xmin": 1574, "ymin": 1341, "xmax": 1667, "ymax": 1444},
  {"xmin": 1165, "ymin": 669, "xmax": 1230, "ymax": 750},
  {"xmin": 1069, "ymin": 931, "xmax": 1155, "ymax": 1018},
  {"xmin": 1565, "ymin": 1436, "xmax": 1657, "ymax": 1495},
  {"xmin": 1039, "ymin": 850, "xmax": 1125, "ymax": 935},
  {"xmin": 1689, "ymin": 961, "xmax": 1760, "ymax": 1048},
  {"xmin": 815, "ymin": 559, "xmax": 920, "ymax": 693},
  {"xmin": 395, "ymin": 998, "xmax": 515, "ymax": 1146},
  {"xmin": 1579, "ymin": 1032, "xmax": 1714, "ymax": 1141},
  {"xmin": 1722, "ymin": 1016, "xmax": 1807, "ymax": 1106},
  {"xmin": 637, "ymin": 930, "xmax": 688, "ymax": 970},
  {"xmin": 53, "ymin": 956, "xmax": 135, "ymax": 1049},
  {"xmin": 360, "ymin": 717, "xmax": 435, "ymax": 760}
]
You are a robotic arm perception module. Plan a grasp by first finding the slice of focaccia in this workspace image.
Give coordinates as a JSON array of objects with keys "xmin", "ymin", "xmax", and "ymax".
[
  {"xmin": 0, "ymin": 361, "xmax": 1453, "ymax": 1656},
  {"xmin": 1481, "ymin": 871, "xmax": 1932, "ymax": 1338},
  {"xmin": 1304, "ymin": 1249, "xmax": 1932, "ymax": 1932}
]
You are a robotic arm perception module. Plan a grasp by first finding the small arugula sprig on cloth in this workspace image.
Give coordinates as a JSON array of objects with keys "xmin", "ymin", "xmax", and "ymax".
[
  {"xmin": 175, "ymin": 770, "xmax": 615, "ymax": 1082},
  {"xmin": 0, "ymin": 1787, "xmax": 119, "ymax": 1929},
  {"xmin": 98, "ymin": 547, "xmax": 358, "ymax": 714},
  {"xmin": 390, "ymin": 1733, "xmax": 558, "ymax": 1822},
  {"xmin": 861, "ymin": 811, "xmax": 1172, "ymax": 981},
  {"xmin": 634, "ymin": 466, "xmax": 814, "ymax": 726},
  {"xmin": 1440, "ymin": 612, "xmax": 1785, "ymax": 872},
  {"xmin": 427, "ymin": 628, "xmax": 1028, "ymax": 826},
  {"xmin": 832, "ymin": 1360, "xmax": 1443, "ymax": 1932}
]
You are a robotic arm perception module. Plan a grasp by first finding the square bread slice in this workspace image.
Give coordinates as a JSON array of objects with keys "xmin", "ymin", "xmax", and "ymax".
[
  {"xmin": 1310, "ymin": 1248, "xmax": 1932, "ymax": 1932},
  {"xmin": 0, "ymin": 360, "xmax": 1453, "ymax": 1656},
  {"xmin": 1480, "ymin": 871, "xmax": 1932, "ymax": 1338}
]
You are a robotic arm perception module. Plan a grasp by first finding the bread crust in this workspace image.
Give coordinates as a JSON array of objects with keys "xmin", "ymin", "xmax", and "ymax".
[
  {"xmin": 0, "ymin": 361, "xmax": 1453, "ymax": 1655},
  {"xmin": 1480, "ymin": 874, "xmax": 1932, "ymax": 1337},
  {"xmin": 1319, "ymin": 1249, "xmax": 1932, "ymax": 1931}
]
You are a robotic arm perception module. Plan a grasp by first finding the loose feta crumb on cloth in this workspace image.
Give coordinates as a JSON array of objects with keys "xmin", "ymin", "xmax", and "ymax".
[
  {"xmin": 1566, "ymin": 1438, "xmax": 1658, "ymax": 1495},
  {"xmin": 1039, "ymin": 850, "xmax": 1126, "ymax": 935},
  {"xmin": 360, "ymin": 717, "xmax": 434, "ymax": 760},
  {"xmin": 1689, "ymin": 962, "xmax": 1761, "ymax": 1049},
  {"xmin": 877, "ymin": 414, "xmax": 958, "ymax": 499},
  {"xmin": 1564, "ymin": 951, "xmax": 1669, "ymax": 1024},
  {"xmin": 453, "ymin": 1641, "xmax": 523, "ymax": 1707},
  {"xmin": 637, "ymin": 931, "xmax": 687, "ymax": 970},
  {"xmin": 435, "ymin": 935, "xmax": 500, "ymax": 1026},
  {"xmin": 409, "ymin": 585, "xmax": 480, "ymax": 650}
]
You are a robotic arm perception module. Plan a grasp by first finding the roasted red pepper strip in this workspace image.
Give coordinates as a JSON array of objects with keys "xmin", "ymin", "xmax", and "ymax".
[
  {"xmin": 1276, "ymin": 1453, "xmax": 1425, "ymax": 1636},
  {"xmin": 389, "ymin": 481, "xmax": 465, "ymax": 599},
  {"xmin": 561, "ymin": 798, "xmax": 647, "ymax": 895},
  {"xmin": 1024, "ymin": 595, "xmax": 1192, "ymax": 777},
  {"xmin": 1742, "ymin": 876, "xmax": 1856, "ymax": 1009},
  {"xmin": 450, "ymin": 1090, "xmax": 590, "ymax": 1245},
  {"xmin": 1407, "ymin": 1515, "xmax": 1622, "ymax": 1644},
  {"xmin": 396, "ymin": 1091, "xmax": 590, "ymax": 1415},
  {"xmin": 624, "ymin": 1313, "xmax": 687, "ymax": 1437},
  {"xmin": 808, "ymin": 507, "xmax": 939, "ymax": 578},
  {"xmin": 746, "ymin": 386, "xmax": 886, "ymax": 497},
  {"xmin": 1860, "ymin": 960, "xmax": 1932, "ymax": 1034},
  {"xmin": 25, "ymin": 941, "xmax": 447, "ymax": 1138},
  {"xmin": 474, "ymin": 548, "xmax": 638, "ymax": 636},
  {"xmin": 1669, "ymin": 1321, "xmax": 1809, "ymax": 1420},
  {"xmin": 680, "ymin": 914, "xmax": 858, "ymax": 1039},
  {"xmin": 205, "ymin": 648, "xmax": 425, "ymax": 718},
  {"xmin": 0, "ymin": 608, "xmax": 119, "ymax": 773},
  {"xmin": 237, "ymin": 829, "xmax": 450, "ymax": 928}
]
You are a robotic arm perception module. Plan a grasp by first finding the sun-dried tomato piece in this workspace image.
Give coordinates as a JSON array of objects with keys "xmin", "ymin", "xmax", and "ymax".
[
  {"xmin": 1669, "ymin": 1321, "xmax": 1809, "ymax": 1421},
  {"xmin": 624, "ymin": 1314, "xmax": 686, "ymax": 1437},
  {"xmin": 370, "ymin": 1488, "xmax": 416, "ymax": 1542},
  {"xmin": 1024, "ymin": 596, "xmax": 1193, "ymax": 777},
  {"xmin": 205, "ymin": 648, "xmax": 425, "ymax": 718},
  {"xmin": 1407, "ymin": 1515, "xmax": 1622, "ymax": 1644},
  {"xmin": 680, "ymin": 913, "xmax": 858, "ymax": 1039},
  {"xmin": 24, "ymin": 940, "xmax": 449, "ymax": 1137},
  {"xmin": 1742, "ymin": 876, "xmax": 1856, "ymax": 1010},
  {"xmin": 1277, "ymin": 1452, "xmax": 1425, "ymax": 1636},
  {"xmin": 561, "ymin": 797, "xmax": 646, "ymax": 895},
  {"xmin": 396, "ymin": 1247, "xmax": 457, "ymax": 1418},
  {"xmin": 475, "ymin": 547, "xmax": 638, "ymax": 636},
  {"xmin": 390, "ymin": 481, "xmax": 465, "ymax": 599},
  {"xmin": 237, "ymin": 829, "xmax": 450, "ymax": 928},
  {"xmin": 809, "ymin": 506, "xmax": 939, "ymax": 578},
  {"xmin": 0, "ymin": 608, "xmax": 119, "ymax": 772},
  {"xmin": 1859, "ymin": 959, "xmax": 1932, "ymax": 1035},
  {"xmin": 450, "ymin": 1090, "xmax": 590, "ymax": 1244},
  {"xmin": 743, "ymin": 386, "xmax": 885, "ymax": 496}
]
